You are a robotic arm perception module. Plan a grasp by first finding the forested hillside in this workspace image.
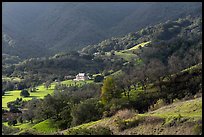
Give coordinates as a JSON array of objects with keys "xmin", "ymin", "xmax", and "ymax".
[{"xmin": 2, "ymin": 2, "xmax": 201, "ymax": 58}]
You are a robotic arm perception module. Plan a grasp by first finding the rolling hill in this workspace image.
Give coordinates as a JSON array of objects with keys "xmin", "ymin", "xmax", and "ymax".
[{"xmin": 2, "ymin": 2, "xmax": 202, "ymax": 58}]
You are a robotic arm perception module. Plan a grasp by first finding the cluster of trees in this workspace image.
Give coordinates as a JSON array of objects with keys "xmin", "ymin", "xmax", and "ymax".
[
  {"xmin": 94, "ymin": 75, "xmax": 104, "ymax": 82},
  {"xmin": 5, "ymin": 83, "xmax": 103, "ymax": 130},
  {"xmin": 2, "ymin": 54, "xmax": 21, "ymax": 66},
  {"xmin": 2, "ymin": 78, "xmax": 41, "ymax": 93},
  {"xmin": 2, "ymin": 52, "xmax": 105, "ymax": 87},
  {"xmin": 7, "ymin": 98, "xmax": 25, "ymax": 113},
  {"xmin": 101, "ymin": 55, "xmax": 202, "ymax": 113}
]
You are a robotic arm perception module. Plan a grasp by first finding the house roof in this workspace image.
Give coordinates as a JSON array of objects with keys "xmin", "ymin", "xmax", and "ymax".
[{"xmin": 78, "ymin": 73, "xmax": 85, "ymax": 76}]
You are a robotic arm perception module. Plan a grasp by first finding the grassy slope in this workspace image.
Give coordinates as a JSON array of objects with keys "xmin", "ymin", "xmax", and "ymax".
[
  {"xmin": 125, "ymin": 41, "xmax": 151, "ymax": 51},
  {"xmin": 145, "ymin": 97, "xmax": 202, "ymax": 118},
  {"xmin": 114, "ymin": 51, "xmax": 137, "ymax": 61},
  {"xmin": 31, "ymin": 119, "xmax": 58, "ymax": 134},
  {"xmin": 3, "ymin": 118, "xmax": 59, "ymax": 135},
  {"xmin": 61, "ymin": 97, "xmax": 202, "ymax": 135},
  {"xmin": 104, "ymin": 41, "xmax": 150, "ymax": 62}
]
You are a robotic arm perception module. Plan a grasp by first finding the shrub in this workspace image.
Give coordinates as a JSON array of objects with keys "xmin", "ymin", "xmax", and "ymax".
[
  {"xmin": 102, "ymin": 98, "xmax": 130, "ymax": 117},
  {"xmin": 71, "ymin": 98, "xmax": 103, "ymax": 126},
  {"xmin": 173, "ymin": 98, "xmax": 180, "ymax": 103},
  {"xmin": 116, "ymin": 115, "xmax": 144, "ymax": 131},
  {"xmin": 193, "ymin": 124, "xmax": 202, "ymax": 135},
  {"xmin": 20, "ymin": 89, "xmax": 30, "ymax": 97},
  {"xmin": 114, "ymin": 109, "xmax": 137, "ymax": 120},
  {"xmin": 2, "ymin": 124, "xmax": 20, "ymax": 135},
  {"xmin": 149, "ymin": 99, "xmax": 166, "ymax": 111},
  {"xmin": 17, "ymin": 116, "xmax": 23, "ymax": 124},
  {"xmin": 8, "ymin": 119, "xmax": 17, "ymax": 126},
  {"xmin": 164, "ymin": 114, "xmax": 183, "ymax": 127},
  {"xmin": 94, "ymin": 75, "xmax": 104, "ymax": 82}
]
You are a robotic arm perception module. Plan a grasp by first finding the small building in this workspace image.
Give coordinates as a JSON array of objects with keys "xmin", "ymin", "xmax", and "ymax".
[{"xmin": 74, "ymin": 73, "xmax": 88, "ymax": 81}]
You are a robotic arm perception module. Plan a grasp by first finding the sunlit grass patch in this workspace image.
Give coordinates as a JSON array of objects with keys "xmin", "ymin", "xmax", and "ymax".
[
  {"xmin": 14, "ymin": 122, "xmax": 34, "ymax": 130},
  {"xmin": 2, "ymin": 84, "xmax": 56, "ymax": 109},
  {"xmin": 61, "ymin": 79, "xmax": 93, "ymax": 87},
  {"xmin": 126, "ymin": 41, "xmax": 151, "ymax": 51},
  {"xmin": 31, "ymin": 119, "xmax": 58, "ymax": 134},
  {"xmin": 144, "ymin": 97, "xmax": 202, "ymax": 119},
  {"xmin": 114, "ymin": 51, "xmax": 137, "ymax": 61}
]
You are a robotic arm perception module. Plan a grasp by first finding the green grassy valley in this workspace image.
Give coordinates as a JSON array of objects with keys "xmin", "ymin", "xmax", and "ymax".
[{"xmin": 2, "ymin": 3, "xmax": 202, "ymax": 135}]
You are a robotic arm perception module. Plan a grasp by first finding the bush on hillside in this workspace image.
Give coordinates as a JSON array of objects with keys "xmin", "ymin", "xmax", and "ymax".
[
  {"xmin": 193, "ymin": 124, "xmax": 202, "ymax": 135},
  {"xmin": 20, "ymin": 89, "xmax": 30, "ymax": 97},
  {"xmin": 148, "ymin": 99, "xmax": 167, "ymax": 111},
  {"xmin": 116, "ymin": 115, "xmax": 144, "ymax": 131},
  {"xmin": 2, "ymin": 124, "xmax": 20, "ymax": 135},
  {"xmin": 103, "ymin": 98, "xmax": 130, "ymax": 117},
  {"xmin": 8, "ymin": 119, "xmax": 17, "ymax": 126},
  {"xmin": 94, "ymin": 75, "xmax": 104, "ymax": 82},
  {"xmin": 114, "ymin": 109, "xmax": 137, "ymax": 120},
  {"xmin": 71, "ymin": 98, "xmax": 103, "ymax": 126}
]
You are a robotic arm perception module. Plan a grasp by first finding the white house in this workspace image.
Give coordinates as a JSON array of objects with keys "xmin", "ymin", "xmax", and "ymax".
[{"xmin": 74, "ymin": 73, "xmax": 88, "ymax": 81}]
